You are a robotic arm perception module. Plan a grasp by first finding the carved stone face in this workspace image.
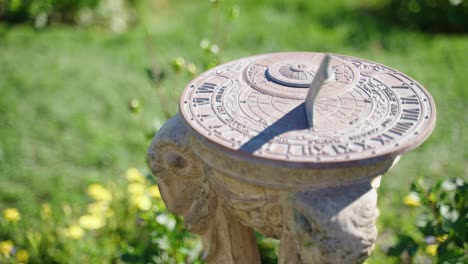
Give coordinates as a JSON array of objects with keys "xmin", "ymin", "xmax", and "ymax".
[
  {"xmin": 147, "ymin": 114, "xmax": 205, "ymax": 217},
  {"xmin": 154, "ymin": 148, "xmax": 203, "ymax": 216}
]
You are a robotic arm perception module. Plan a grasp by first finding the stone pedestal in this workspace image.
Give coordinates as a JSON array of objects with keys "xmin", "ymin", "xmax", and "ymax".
[
  {"xmin": 148, "ymin": 114, "xmax": 399, "ymax": 264},
  {"xmin": 147, "ymin": 52, "xmax": 435, "ymax": 263}
]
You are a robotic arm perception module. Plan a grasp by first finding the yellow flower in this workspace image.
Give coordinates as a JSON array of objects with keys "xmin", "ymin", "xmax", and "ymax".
[
  {"xmin": 64, "ymin": 225, "xmax": 85, "ymax": 240},
  {"xmin": 62, "ymin": 204, "xmax": 72, "ymax": 217},
  {"xmin": 87, "ymin": 202, "xmax": 108, "ymax": 215},
  {"xmin": 3, "ymin": 208, "xmax": 21, "ymax": 222},
  {"xmin": 79, "ymin": 214, "xmax": 105, "ymax": 230},
  {"xmin": 128, "ymin": 183, "xmax": 146, "ymax": 195},
  {"xmin": 87, "ymin": 202, "xmax": 114, "ymax": 219},
  {"xmin": 40, "ymin": 203, "xmax": 51, "ymax": 219},
  {"xmin": 126, "ymin": 168, "xmax": 146, "ymax": 183},
  {"xmin": 425, "ymin": 244, "xmax": 438, "ymax": 256},
  {"xmin": 87, "ymin": 184, "xmax": 112, "ymax": 202},
  {"xmin": 0, "ymin": 240, "xmax": 14, "ymax": 257},
  {"xmin": 437, "ymin": 234, "xmax": 448, "ymax": 243},
  {"xmin": 131, "ymin": 195, "xmax": 152, "ymax": 211},
  {"xmin": 149, "ymin": 185, "xmax": 161, "ymax": 199},
  {"xmin": 16, "ymin": 249, "xmax": 30, "ymax": 262},
  {"xmin": 403, "ymin": 192, "xmax": 421, "ymax": 207}
]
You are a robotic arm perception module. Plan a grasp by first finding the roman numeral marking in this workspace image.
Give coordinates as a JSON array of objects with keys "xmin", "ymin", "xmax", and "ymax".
[
  {"xmin": 216, "ymin": 86, "xmax": 226, "ymax": 102},
  {"xmin": 197, "ymin": 114, "xmax": 214, "ymax": 121},
  {"xmin": 332, "ymin": 144, "xmax": 352, "ymax": 154},
  {"xmin": 391, "ymin": 85, "xmax": 409, "ymax": 89},
  {"xmin": 193, "ymin": 97, "xmax": 210, "ymax": 105},
  {"xmin": 354, "ymin": 141, "xmax": 371, "ymax": 150},
  {"xmin": 197, "ymin": 82, "xmax": 217, "ymax": 93},
  {"xmin": 389, "ymin": 122, "xmax": 413, "ymax": 136},
  {"xmin": 371, "ymin": 133, "xmax": 394, "ymax": 145},
  {"xmin": 401, "ymin": 95, "xmax": 419, "ymax": 105},
  {"xmin": 401, "ymin": 108, "xmax": 420, "ymax": 121},
  {"xmin": 382, "ymin": 133, "xmax": 394, "ymax": 140},
  {"xmin": 312, "ymin": 145, "xmax": 325, "ymax": 154}
]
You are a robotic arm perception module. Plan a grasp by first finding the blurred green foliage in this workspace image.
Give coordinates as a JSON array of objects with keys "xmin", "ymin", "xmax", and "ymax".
[
  {"xmin": 1, "ymin": 0, "xmax": 467, "ymax": 33},
  {"xmin": 0, "ymin": 0, "xmax": 141, "ymax": 31},
  {"xmin": 387, "ymin": 178, "xmax": 467, "ymax": 263},
  {"xmin": 380, "ymin": 0, "xmax": 468, "ymax": 33},
  {"xmin": 0, "ymin": 168, "xmax": 203, "ymax": 263}
]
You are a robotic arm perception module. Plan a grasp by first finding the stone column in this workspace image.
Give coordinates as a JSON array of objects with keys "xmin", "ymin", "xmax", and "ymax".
[
  {"xmin": 278, "ymin": 177, "xmax": 381, "ymax": 263},
  {"xmin": 148, "ymin": 114, "xmax": 395, "ymax": 264},
  {"xmin": 148, "ymin": 115, "xmax": 394, "ymax": 264}
]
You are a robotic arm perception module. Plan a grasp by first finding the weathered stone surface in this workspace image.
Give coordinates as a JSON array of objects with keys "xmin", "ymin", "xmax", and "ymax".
[
  {"xmin": 148, "ymin": 52, "xmax": 436, "ymax": 263},
  {"xmin": 180, "ymin": 52, "xmax": 436, "ymax": 166},
  {"xmin": 149, "ymin": 114, "xmax": 261, "ymax": 263}
]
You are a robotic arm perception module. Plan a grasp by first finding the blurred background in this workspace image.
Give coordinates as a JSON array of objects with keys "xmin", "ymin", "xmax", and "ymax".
[{"xmin": 0, "ymin": 0, "xmax": 466, "ymax": 263}]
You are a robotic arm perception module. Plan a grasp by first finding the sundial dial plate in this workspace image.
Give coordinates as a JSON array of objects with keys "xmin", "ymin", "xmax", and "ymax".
[{"xmin": 180, "ymin": 52, "xmax": 436, "ymax": 166}]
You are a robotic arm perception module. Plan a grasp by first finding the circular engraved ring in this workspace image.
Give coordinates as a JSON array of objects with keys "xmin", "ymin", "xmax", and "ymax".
[
  {"xmin": 180, "ymin": 52, "xmax": 436, "ymax": 167},
  {"xmin": 244, "ymin": 52, "xmax": 359, "ymax": 99}
]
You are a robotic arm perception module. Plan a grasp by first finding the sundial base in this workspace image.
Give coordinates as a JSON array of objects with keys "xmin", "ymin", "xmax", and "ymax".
[{"xmin": 148, "ymin": 114, "xmax": 399, "ymax": 264}]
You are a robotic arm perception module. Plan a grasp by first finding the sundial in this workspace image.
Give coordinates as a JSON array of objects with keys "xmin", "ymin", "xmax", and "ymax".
[
  {"xmin": 149, "ymin": 52, "xmax": 436, "ymax": 263},
  {"xmin": 179, "ymin": 52, "xmax": 436, "ymax": 167}
]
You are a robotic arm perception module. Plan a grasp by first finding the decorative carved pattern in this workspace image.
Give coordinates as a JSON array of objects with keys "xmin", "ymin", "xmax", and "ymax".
[
  {"xmin": 148, "ymin": 115, "xmax": 389, "ymax": 264},
  {"xmin": 148, "ymin": 114, "xmax": 260, "ymax": 263},
  {"xmin": 279, "ymin": 178, "xmax": 381, "ymax": 263},
  {"xmin": 180, "ymin": 52, "xmax": 436, "ymax": 164},
  {"xmin": 148, "ymin": 114, "xmax": 205, "ymax": 217}
]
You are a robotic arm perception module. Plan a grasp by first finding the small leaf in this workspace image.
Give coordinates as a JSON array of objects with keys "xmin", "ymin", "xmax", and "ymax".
[
  {"xmin": 128, "ymin": 98, "xmax": 142, "ymax": 114},
  {"xmin": 230, "ymin": 5, "xmax": 240, "ymax": 20},
  {"xmin": 386, "ymin": 234, "xmax": 419, "ymax": 258},
  {"xmin": 172, "ymin": 57, "xmax": 186, "ymax": 72}
]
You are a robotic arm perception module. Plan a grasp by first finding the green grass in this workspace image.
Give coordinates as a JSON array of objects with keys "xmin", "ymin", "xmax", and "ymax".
[{"xmin": 0, "ymin": 0, "xmax": 467, "ymax": 262}]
